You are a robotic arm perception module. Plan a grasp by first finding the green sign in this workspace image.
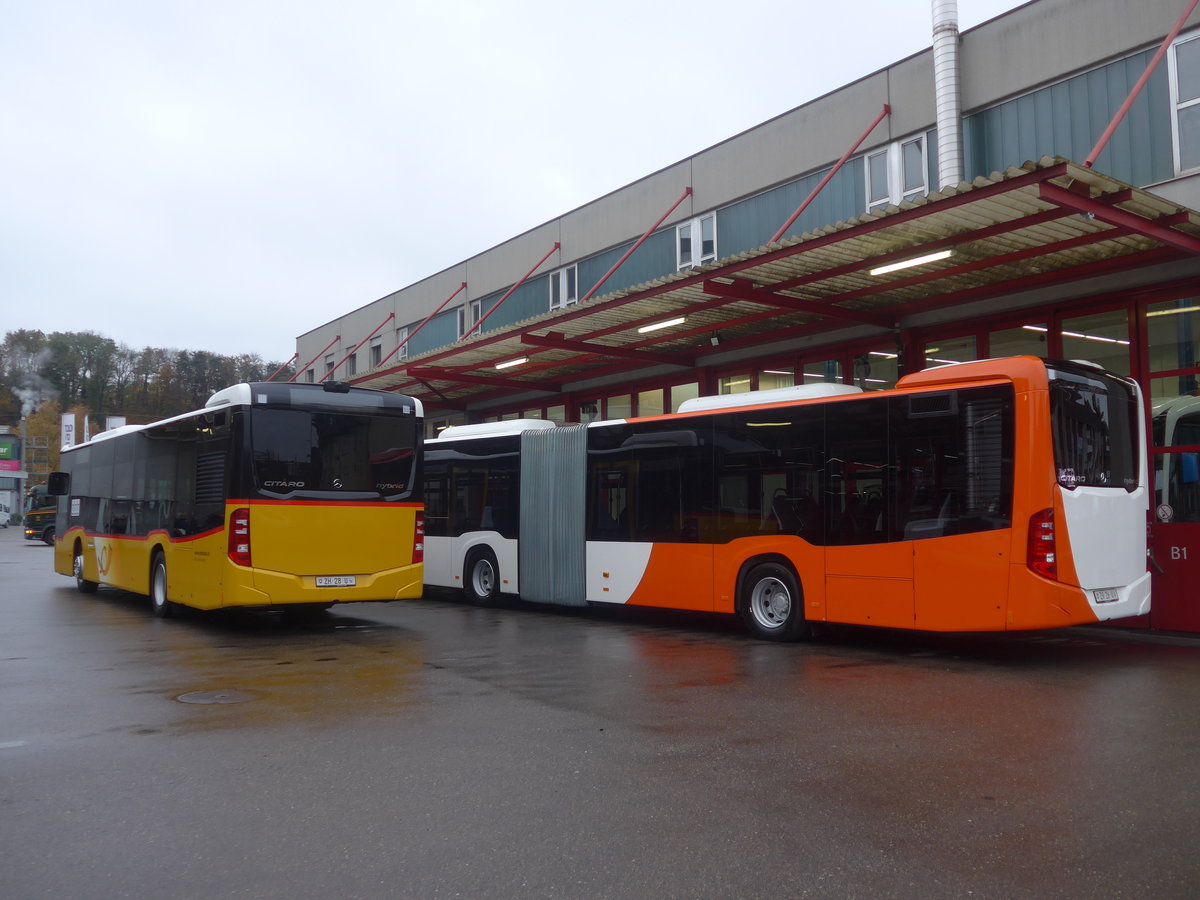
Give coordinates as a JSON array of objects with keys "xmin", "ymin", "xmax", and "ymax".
[{"xmin": 0, "ymin": 438, "xmax": 15, "ymax": 460}]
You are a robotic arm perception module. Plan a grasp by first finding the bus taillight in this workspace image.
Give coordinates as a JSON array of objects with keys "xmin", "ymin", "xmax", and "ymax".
[
  {"xmin": 1027, "ymin": 508, "xmax": 1056, "ymax": 580},
  {"xmin": 413, "ymin": 511, "xmax": 425, "ymax": 564},
  {"xmin": 228, "ymin": 508, "xmax": 252, "ymax": 567}
]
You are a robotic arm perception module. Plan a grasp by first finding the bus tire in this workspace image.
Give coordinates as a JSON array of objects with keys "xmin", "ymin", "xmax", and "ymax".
[
  {"xmin": 73, "ymin": 542, "xmax": 98, "ymax": 594},
  {"xmin": 739, "ymin": 561, "xmax": 809, "ymax": 642},
  {"xmin": 464, "ymin": 548, "xmax": 500, "ymax": 606},
  {"xmin": 150, "ymin": 552, "xmax": 179, "ymax": 618},
  {"xmin": 42, "ymin": 526, "xmax": 54, "ymax": 546}
]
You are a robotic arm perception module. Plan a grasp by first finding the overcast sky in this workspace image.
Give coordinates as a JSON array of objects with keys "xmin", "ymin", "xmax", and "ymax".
[{"xmin": 2, "ymin": 0, "xmax": 1022, "ymax": 365}]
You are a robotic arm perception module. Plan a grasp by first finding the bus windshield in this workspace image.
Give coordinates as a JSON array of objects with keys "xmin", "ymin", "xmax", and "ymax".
[
  {"xmin": 250, "ymin": 408, "xmax": 418, "ymax": 500},
  {"xmin": 1048, "ymin": 363, "xmax": 1138, "ymax": 491}
]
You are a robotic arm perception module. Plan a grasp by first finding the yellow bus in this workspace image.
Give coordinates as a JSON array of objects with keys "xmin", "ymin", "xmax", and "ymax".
[{"xmin": 50, "ymin": 381, "xmax": 424, "ymax": 617}]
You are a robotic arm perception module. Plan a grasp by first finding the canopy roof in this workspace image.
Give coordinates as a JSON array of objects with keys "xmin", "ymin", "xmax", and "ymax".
[{"xmin": 351, "ymin": 157, "xmax": 1200, "ymax": 409}]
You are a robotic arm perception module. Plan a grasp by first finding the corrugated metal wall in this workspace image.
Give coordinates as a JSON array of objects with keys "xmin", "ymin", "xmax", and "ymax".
[
  {"xmin": 716, "ymin": 160, "xmax": 865, "ymax": 254},
  {"xmin": 964, "ymin": 47, "xmax": 1173, "ymax": 184}
]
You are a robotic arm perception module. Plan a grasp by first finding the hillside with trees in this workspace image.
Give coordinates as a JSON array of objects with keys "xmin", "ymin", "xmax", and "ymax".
[{"xmin": 0, "ymin": 329, "xmax": 295, "ymax": 472}]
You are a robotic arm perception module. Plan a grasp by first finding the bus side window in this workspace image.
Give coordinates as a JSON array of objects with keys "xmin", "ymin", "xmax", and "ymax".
[{"xmin": 825, "ymin": 397, "xmax": 890, "ymax": 545}]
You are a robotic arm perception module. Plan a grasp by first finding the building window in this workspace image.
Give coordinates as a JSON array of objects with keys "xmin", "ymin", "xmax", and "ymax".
[
  {"xmin": 370, "ymin": 338, "xmax": 382, "ymax": 369},
  {"xmin": 759, "ymin": 367, "xmax": 794, "ymax": 390},
  {"xmin": 1171, "ymin": 32, "xmax": 1200, "ymax": 173},
  {"xmin": 305, "ymin": 369, "xmax": 315, "ymax": 383},
  {"xmin": 866, "ymin": 136, "xmax": 927, "ymax": 212},
  {"xmin": 345, "ymin": 352, "xmax": 357, "ymax": 377},
  {"xmin": 637, "ymin": 389, "xmax": 664, "ymax": 418},
  {"xmin": 718, "ymin": 373, "xmax": 752, "ymax": 394},
  {"xmin": 923, "ymin": 335, "xmax": 977, "ymax": 369},
  {"xmin": 458, "ymin": 300, "xmax": 482, "ymax": 338},
  {"xmin": 1061, "ymin": 309, "xmax": 1131, "ymax": 376},
  {"xmin": 324, "ymin": 355, "xmax": 335, "ymax": 377},
  {"xmin": 670, "ymin": 382, "xmax": 700, "ymax": 412},
  {"xmin": 395, "ymin": 326, "xmax": 409, "ymax": 361},
  {"xmin": 549, "ymin": 265, "xmax": 578, "ymax": 310},
  {"xmin": 802, "ymin": 359, "xmax": 843, "ymax": 384},
  {"xmin": 677, "ymin": 213, "xmax": 716, "ymax": 270},
  {"xmin": 853, "ymin": 350, "xmax": 899, "ymax": 389}
]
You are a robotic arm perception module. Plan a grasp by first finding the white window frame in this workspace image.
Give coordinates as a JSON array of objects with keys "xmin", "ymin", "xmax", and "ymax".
[
  {"xmin": 305, "ymin": 369, "xmax": 315, "ymax": 383},
  {"xmin": 394, "ymin": 326, "xmax": 409, "ymax": 361},
  {"xmin": 865, "ymin": 135, "xmax": 928, "ymax": 213},
  {"xmin": 1169, "ymin": 30, "xmax": 1200, "ymax": 175},
  {"xmin": 323, "ymin": 355, "xmax": 335, "ymax": 376},
  {"xmin": 457, "ymin": 299, "xmax": 482, "ymax": 338},
  {"xmin": 369, "ymin": 337, "xmax": 382, "ymax": 369},
  {"xmin": 345, "ymin": 351, "xmax": 357, "ymax": 377},
  {"xmin": 676, "ymin": 212, "xmax": 717, "ymax": 271},
  {"xmin": 549, "ymin": 264, "xmax": 578, "ymax": 310}
]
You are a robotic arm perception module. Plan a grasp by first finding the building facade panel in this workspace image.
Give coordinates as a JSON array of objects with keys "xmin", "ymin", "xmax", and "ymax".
[
  {"xmin": 557, "ymin": 162, "xmax": 693, "ymax": 259},
  {"xmin": 689, "ymin": 73, "xmax": 894, "ymax": 213},
  {"xmin": 959, "ymin": 0, "xmax": 1180, "ymax": 111}
]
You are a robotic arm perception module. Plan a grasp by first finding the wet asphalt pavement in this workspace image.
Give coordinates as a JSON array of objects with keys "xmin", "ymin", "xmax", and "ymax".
[{"xmin": 3, "ymin": 526, "xmax": 1200, "ymax": 898}]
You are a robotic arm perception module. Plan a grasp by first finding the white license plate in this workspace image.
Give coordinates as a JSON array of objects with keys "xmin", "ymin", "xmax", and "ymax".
[
  {"xmin": 316, "ymin": 575, "xmax": 357, "ymax": 588},
  {"xmin": 1093, "ymin": 588, "xmax": 1120, "ymax": 603}
]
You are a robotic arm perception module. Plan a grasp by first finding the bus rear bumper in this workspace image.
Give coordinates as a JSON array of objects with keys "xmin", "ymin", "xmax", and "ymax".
[
  {"xmin": 1086, "ymin": 569, "xmax": 1152, "ymax": 622},
  {"xmin": 239, "ymin": 563, "xmax": 424, "ymax": 607}
]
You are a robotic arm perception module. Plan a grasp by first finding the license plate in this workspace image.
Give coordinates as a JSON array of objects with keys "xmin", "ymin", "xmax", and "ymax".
[
  {"xmin": 316, "ymin": 575, "xmax": 356, "ymax": 588},
  {"xmin": 1093, "ymin": 588, "xmax": 1120, "ymax": 603}
]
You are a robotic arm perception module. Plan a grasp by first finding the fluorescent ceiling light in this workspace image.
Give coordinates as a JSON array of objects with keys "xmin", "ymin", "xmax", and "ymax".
[
  {"xmin": 1022, "ymin": 324, "xmax": 1129, "ymax": 345},
  {"xmin": 495, "ymin": 357, "xmax": 528, "ymax": 370},
  {"xmin": 1147, "ymin": 305, "xmax": 1200, "ymax": 318},
  {"xmin": 638, "ymin": 316, "xmax": 687, "ymax": 334},
  {"xmin": 870, "ymin": 249, "xmax": 953, "ymax": 277}
]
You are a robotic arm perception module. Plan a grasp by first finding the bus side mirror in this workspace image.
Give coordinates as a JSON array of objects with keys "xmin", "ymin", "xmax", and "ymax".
[{"xmin": 47, "ymin": 472, "xmax": 70, "ymax": 496}]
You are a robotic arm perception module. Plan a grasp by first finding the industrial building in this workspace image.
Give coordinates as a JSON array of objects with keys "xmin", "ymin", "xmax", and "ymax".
[{"xmin": 294, "ymin": 0, "xmax": 1200, "ymax": 632}]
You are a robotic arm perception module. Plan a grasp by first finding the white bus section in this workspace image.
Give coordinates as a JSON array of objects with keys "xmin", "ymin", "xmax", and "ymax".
[
  {"xmin": 1061, "ymin": 375, "xmax": 1151, "ymax": 622},
  {"xmin": 423, "ymin": 419, "xmax": 554, "ymax": 595},
  {"xmin": 1060, "ymin": 486, "xmax": 1151, "ymax": 620}
]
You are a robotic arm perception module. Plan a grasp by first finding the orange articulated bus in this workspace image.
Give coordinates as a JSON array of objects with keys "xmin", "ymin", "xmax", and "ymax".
[
  {"xmin": 424, "ymin": 357, "xmax": 1150, "ymax": 640},
  {"xmin": 50, "ymin": 381, "xmax": 424, "ymax": 617}
]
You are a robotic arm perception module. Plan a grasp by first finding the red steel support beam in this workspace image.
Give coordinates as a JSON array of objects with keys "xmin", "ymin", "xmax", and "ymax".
[
  {"xmin": 460, "ymin": 243, "xmax": 561, "ymax": 341},
  {"xmin": 288, "ymin": 334, "xmax": 340, "ymax": 383},
  {"xmin": 703, "ymin": 278, "xmax": 895, "ymax": 327},
  {"xmin": 1085, "ymin": 0, "xmax": 1200, "ymax": 167},
  {"xmin": 266, "ymin": 353, "xmax": 298, "ymax": 382},
  {"xmin": 377, "ymin": 282, "xmax": 468, "ymax": 371},
  {"xmin": 578, "ymin": 186, "xmax": 694, "ymax": 304},
  {"xmin": 771, "ymin": 104, "xmax": 891, "ymax": 244},
  {"xmin": 326, "ymin": 312, "xmax": 395, "ymax": 380},
  {"xmin": 521, "ymin": 331, "xmax": 696, "ymax": 367},
  {"xmin": 407, "ymin": 365, "xmax": 563, "ymax": 392},
  {"xmin": 1039, "ymin": 182, "xmax": 1200, "ymax": 254}
]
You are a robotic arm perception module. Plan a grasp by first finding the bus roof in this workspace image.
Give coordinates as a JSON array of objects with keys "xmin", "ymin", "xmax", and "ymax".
[{"xmin": 432, "ymin": 419, "xmax": 557, "ymax": 441}]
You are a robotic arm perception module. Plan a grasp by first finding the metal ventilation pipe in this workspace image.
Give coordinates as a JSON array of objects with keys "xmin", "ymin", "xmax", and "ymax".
[{"xmin": 932, "ymin": 0, "xmax": 964, "ymax": 189}]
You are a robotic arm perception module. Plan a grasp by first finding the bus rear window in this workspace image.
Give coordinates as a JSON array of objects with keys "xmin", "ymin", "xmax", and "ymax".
[
  {"xmin": 250, "ymin": 409, "xmax": 417, "ymax": 499},
  {"xmin": 1048, "ymin": 365, "xmax": 1138, "ymax": 491}
]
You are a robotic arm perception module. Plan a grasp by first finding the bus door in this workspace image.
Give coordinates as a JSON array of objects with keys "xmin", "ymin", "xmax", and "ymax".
[{"xmin": 824, "ymin": 398, "xmax": 915, "ymax": 629}]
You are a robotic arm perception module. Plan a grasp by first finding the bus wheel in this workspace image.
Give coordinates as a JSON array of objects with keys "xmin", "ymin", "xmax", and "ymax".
[
  {"xmin": 73, "ymin": 543, "xmax": 98, "ymax": 594},
  {"xmin": 42, "ymin": 526, "xmax": 54, "ymax": 546},
  {"xmin": 464, "ymin": 549, "xmax": 500, "ymax": 606},
  {"xmin": 150, "ymin": 553, "xmax": 178, "ymax": 618},
  {"xmin": 740, "ymin": 562, "xmax": 809, "ymax": 642}
]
